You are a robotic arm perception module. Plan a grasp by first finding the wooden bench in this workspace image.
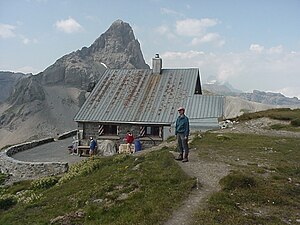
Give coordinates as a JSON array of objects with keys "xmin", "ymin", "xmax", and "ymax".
[{"xmin": 77, "ymin": 146, "xmax": 90, "ymax": 156}]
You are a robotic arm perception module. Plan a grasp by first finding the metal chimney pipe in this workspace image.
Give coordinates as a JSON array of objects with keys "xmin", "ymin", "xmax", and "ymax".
[{"xmin": 152, "ymin": 54, "xmax": 162, "ymax": 74}]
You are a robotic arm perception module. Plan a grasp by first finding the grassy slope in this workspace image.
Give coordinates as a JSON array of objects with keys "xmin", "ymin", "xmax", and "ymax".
[
  {"xmin": 0, "ymin": 150, "xmax": 195, "ymax": 225},
  {"xmin": 191, "ymin": 132, "xmax": 300, "ymax": 224},
  {"xmin": 237, "ymin": 108, "xmax": 300, "ymax": 131}
]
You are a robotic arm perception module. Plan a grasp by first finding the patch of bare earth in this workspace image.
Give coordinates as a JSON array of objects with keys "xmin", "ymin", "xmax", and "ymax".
[{"xmin": 214, "ymin": 117, "xmax": 300, "ymax": 138}]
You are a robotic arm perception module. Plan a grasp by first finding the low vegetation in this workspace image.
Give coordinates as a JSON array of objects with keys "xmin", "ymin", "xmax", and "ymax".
[
  {"xmin": 237, "ymin": 108, "xmax": 300, "ymax": 126},
  {"xmin": 0, "ymin": 173, "xmax": 8, "ymax": 185},
  {"xmin": 0, "ymin": 149, "xmax": 195, "ymax": 225},
  {"xmin": 190, "ymin": 132, "xmax": 300, "ymax": 224}
]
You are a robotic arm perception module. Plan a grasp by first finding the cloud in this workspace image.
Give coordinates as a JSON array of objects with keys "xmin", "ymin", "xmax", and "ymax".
[
  {"xmin": 250, "ymin": 44, "xmax": 284, "ymax": 55},
  {"xmin": 276, "ymin": 87, "xmax": 300, "ymax": 99},
  {"xmin": 176, "ymin": 18, "xmax": 219, "ymax": 36},
  {"xmin": 13, "ymin": 65, "xmax": 40, "ymax": 74},
  {"xmin": 155, "ymin": 25, "xmax": 176, "ymax": 39},
  {"xmin": 0, "ymin": 23, "xmax": 16, "ymax": 38},
  {"xmin": 160, "ymin": 7, "xmax": 184, "ymax": 17},
  {"xmin": 55, "ymin": 17, "xmax": 83, "ymax": 33},
  {"xmin": 268, "ymin": 45, "xmax": 283, "ymax": 54},
  {"xmin": 161, "ymin": 50, "xmax": 205, "ymax": 60},
  {"xmin": 21, "ymin": 36, "xmax": 38, "ymax": 45},
  {"xmin": 191, "ymin": 33, "xmax": 225, "ymax": 47},
  {"xmin": 173, "ymin": 18, "xmax": 224, "ymax": 47},
  {"xmin": 249, "ymin": 44, "xmax": 264, "ymax": 53}
]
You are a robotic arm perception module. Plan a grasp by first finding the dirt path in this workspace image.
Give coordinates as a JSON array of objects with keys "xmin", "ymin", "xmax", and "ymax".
[
  {"xmin": 137, "ymin": 138, "xmax": 230, "ymax": 225},
  {"xmin": 164, "ymin": 149, "xmax": 230, "ymax": 225}
]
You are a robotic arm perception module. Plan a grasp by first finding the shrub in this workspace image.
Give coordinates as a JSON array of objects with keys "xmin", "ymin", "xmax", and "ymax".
[
  {"xmin": 57, "ymin": 159, "xmax": 105, "ymax": 185},
  {"xmin": 270, "ymin": 124, "xmax": 287, "ymax": 130},
  {"xmin": 31, "ymin": 176, "xmax": 59, "ymax": 190},
  {"xmin": 15, "ymin": 190, "xmax": 43, "ymax": 204},
  {"xmin": 291, "ymin": 118, "xmax": 300, "ymax": 127},
  {"xmin": 0, "ymin": 194, "xmax": 17, "ymax": 210},
  {"xmin": 220, "ymin": 172, "xmax": 257, "ymax": 190},
  {"xmin": 0, "ymin": 172, "xmax": 8, "ymax": 185}
]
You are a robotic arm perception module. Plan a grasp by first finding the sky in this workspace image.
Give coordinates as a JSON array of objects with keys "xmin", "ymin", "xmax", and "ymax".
[{"xmin": 1, "ymin": 0, "xmax": 300, "ymax": 98}]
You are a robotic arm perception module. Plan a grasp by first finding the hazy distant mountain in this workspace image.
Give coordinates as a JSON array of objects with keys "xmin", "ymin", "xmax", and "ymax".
[
  {"xmin": 203, "ymin": 81, "xmax": 300, "ymax": 106},
  {"xmin": 238, "ymin": 90, "xmax": 300, "ymax": 106},
  {"xmin": 203, "ymin": 82, "xmax": 242, "ymax": 95},
  {"xmin": 0, "ymin": 20, "xmax": 149, "ymax": 148},
  {"xmin": 0, "ymin": 71, "xmax": 27, "ymax": 103}
]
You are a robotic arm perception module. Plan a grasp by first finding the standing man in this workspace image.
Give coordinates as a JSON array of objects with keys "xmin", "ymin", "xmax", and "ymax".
[
  {"xmin": 175, "ymin": 107, "xmax": 190, "ymax": 162},
  {"xmin": 89, "ymin": 137, "xmax": 97, "ymax": 158}
]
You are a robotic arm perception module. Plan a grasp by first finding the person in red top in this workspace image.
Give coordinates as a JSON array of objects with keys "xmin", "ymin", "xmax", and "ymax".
[{"xmin": 125, "ymin": 131, "xmax": 134, "ymax": 153}]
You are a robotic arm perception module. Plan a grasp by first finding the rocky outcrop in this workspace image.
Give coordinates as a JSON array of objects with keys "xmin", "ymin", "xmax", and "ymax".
[
  {"xmin": 0, "ymin": 71, "xmax": 25, "ymax": 102},
  {"xmin": 7, "ymin": 76, "xmax": 45, "ymax": 105}
]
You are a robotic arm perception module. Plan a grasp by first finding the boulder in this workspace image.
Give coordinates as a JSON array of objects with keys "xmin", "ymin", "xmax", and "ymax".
[{"xmin": 97, "ymin": 140, "xmax": 117, "ymax": 156}]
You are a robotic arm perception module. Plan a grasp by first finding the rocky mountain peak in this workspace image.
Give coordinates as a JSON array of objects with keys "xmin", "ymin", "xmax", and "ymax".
[
  {"xmin": 90, "ymin": 20, "xmax": 135, "ymax": 53},
  {"xmin": 88, "ymin": 19, "xmax": 149, "ymax": 69},
  {"xmin": 40, "ymin": 20, "xmax": 149, "ymax": 87}
]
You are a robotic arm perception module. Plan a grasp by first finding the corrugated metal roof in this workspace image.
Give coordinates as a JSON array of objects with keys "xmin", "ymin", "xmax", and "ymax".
[
  {"xmin": 186, "ymin": 95, "xmax": 224, "ymax": 119},
  {"xmin": 74, "ymin": 68, "xmax": 223, "ymax": 124}
]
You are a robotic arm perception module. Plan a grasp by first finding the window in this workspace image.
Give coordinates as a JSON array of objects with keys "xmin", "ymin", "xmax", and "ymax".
[
  {"xmin": 99, "ymin": 124, "xmax": 117, "ymax": 135},
  {"xmin": 141, "ymin": 126, "xmax": 160, "ymax": 136},
  {"xmin": 194, "ymin": 74, "xmax": 202, "ymax": 94}
]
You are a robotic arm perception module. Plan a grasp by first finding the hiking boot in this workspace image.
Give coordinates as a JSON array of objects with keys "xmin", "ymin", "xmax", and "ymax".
[
  {"xmin": 175, "ymin": 154, "xmax": 183, "ymax": 160},
  {"xmin": 182, "ymin": 158, "xmax": 189, "ymax": 163},
  {"xmin": 182, "ymin": 153, "xmax": 189, "ymax": 162}
]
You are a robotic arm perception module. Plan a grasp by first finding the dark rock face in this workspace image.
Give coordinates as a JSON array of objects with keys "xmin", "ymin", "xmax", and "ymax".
[
  {"xmin": 0, "ymin": 72, "xmax": 25, "ymax": 102},
  {"xmin": 8, "ymin": 76, "xmax": 45, "ymax": 105}
]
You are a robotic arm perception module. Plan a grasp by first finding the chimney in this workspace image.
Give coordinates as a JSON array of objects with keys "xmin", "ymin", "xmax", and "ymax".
[{"xmin": 152, "ymin": 53, "xmax": 162, "ymax": 74}]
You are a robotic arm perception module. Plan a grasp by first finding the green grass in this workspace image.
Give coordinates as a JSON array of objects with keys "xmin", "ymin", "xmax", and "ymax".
[
  {"xmin": 0, "ymin": 173, "xmax": 8, "ymax": 185},
  {"xmin": 190, "ymin": 132, "xmax": 300, "ymax": 224},
  {"xmin": 0, "ymin": 149, "xmax": 195, "ymax": 225}
]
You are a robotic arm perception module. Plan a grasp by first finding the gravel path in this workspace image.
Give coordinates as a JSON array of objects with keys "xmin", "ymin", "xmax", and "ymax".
[{"xmin": 164, "ymin": 149, "xmax": 230, "ymax": 225}]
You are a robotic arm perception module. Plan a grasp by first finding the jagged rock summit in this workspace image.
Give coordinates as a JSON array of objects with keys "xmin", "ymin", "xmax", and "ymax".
[
  {"xmin": 89, "ymin": 19, "xmax": 149, "ymax": 69},
  {"xmin": 41, "ymin": 19, "xmax": 149, "ymax": 88}
]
